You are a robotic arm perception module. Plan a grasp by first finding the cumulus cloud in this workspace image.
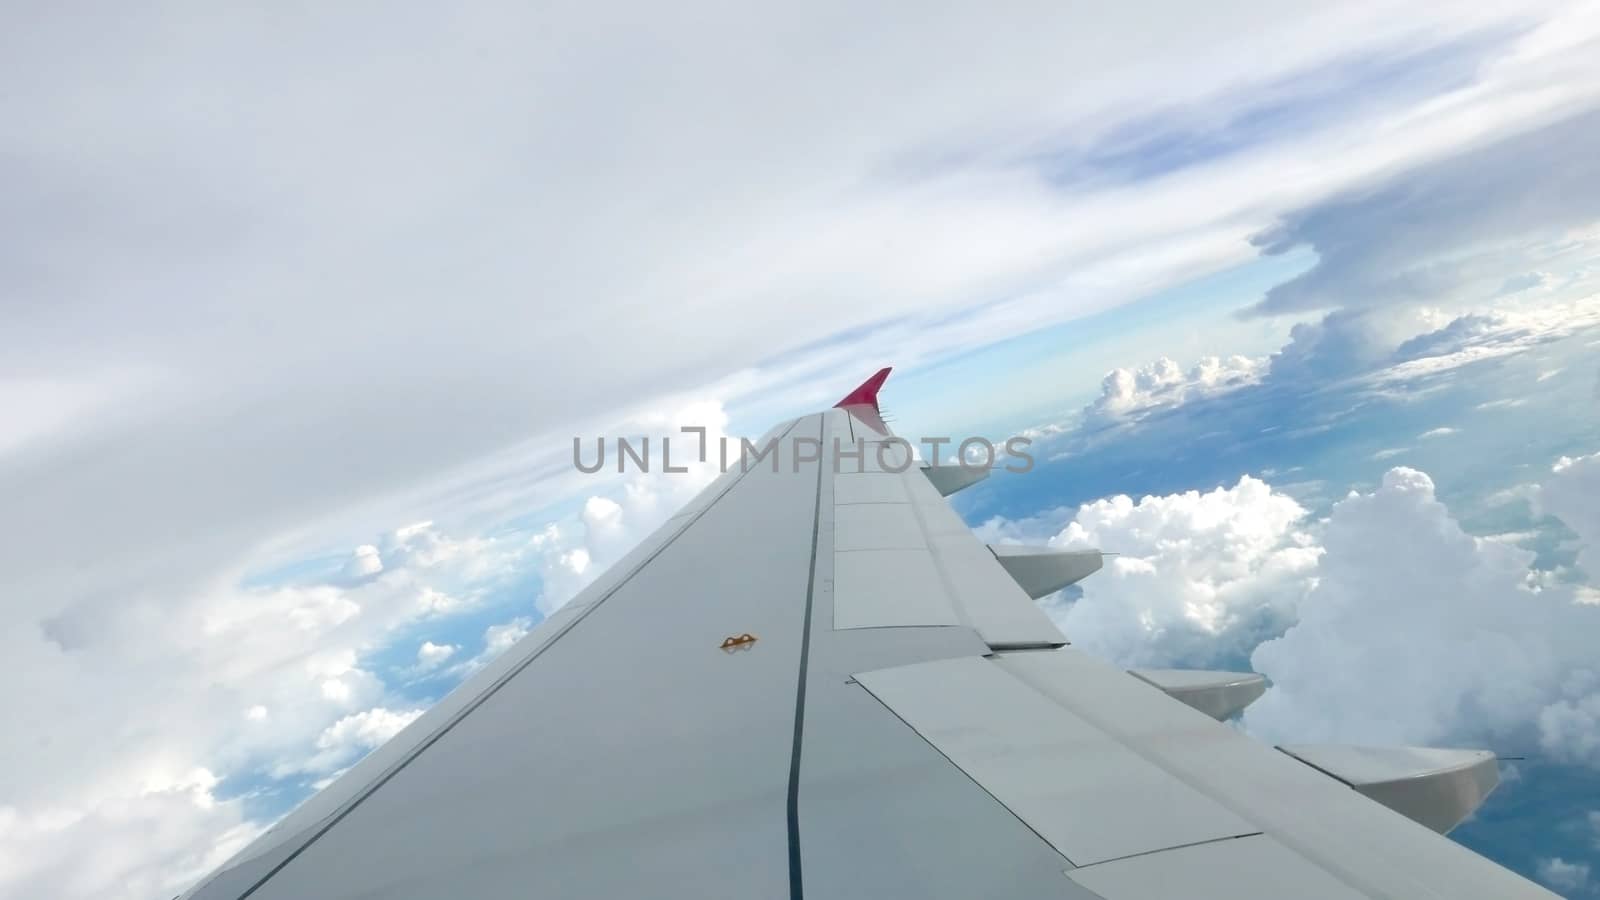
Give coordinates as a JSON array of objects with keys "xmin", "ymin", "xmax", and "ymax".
[
  {"xmin": 1540, "ymin": 452, "xmax": 1600, "ymax": 577},
  {"xmin": 282, "ymin": 707, "xmax": 426, "ymax": 777},
  {"xmin": 1536, "ymin": 857, "xmax": 1591, "ymax": 894},
  {"xmin": 1539, "ymin": 689, "xmax": 1600, "ymax": 767},
  {"xmin": 1246, "ymin": 467, "xmax": 1600, "ymax": 754},
  {"xmin": 1028, "ymin": 475, "xmax": 1320, "ymax": 667},
  {"xmin": 415, "ymin": 641, "xmax": 456, "ymax": 670},
  {"xmin": 342, "ymin": 544, "xmax": 384, "ymax": 580},
  {"xmin": 447, "ymin": 618, "xmax": 537, "ymax": 679},
  {"xmin": 1266, "ymin": 308, "xmax": 1397, "ymax": 382},
  {"xmin": 984, "ymin": 458, "xmax": 1600, "ymax": 762},
  {"xmin": 1030, "ymin": 290, "xmax": 1600, "ymax": 458},
  {"xmin": 483, "ymin": 619, "xmax": 531, "ymax": 657},
  {"xmin": 1084, "ymin": 355, "xmax": 1266, "ymax": 426}
]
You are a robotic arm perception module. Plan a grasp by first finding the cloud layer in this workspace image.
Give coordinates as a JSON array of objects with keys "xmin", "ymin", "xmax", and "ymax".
[{"xmin": 991, "ymin": 459, "xmax": 1600, "ymax": 763}]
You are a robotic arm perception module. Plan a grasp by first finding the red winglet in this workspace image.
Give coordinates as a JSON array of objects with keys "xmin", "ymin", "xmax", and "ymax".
[{"xmin": 834, "ymin": 367, "xmax": 892, "ymax": 412}]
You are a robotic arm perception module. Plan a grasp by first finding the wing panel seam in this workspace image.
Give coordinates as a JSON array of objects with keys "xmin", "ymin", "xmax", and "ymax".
[{"xmin": 786, "ymin": 413, "xmax": 827, "ymax": 900}]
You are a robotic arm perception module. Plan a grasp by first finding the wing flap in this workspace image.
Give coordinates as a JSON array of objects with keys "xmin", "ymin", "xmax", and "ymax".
[
  {"xmin": 1065, "ymin": 834, "xmax": 1367, "ymax": 900},
  {"xmin": 995, "ymin": 647, "xmax": 1559, "ymax": 899},
  {"xmin": 854, "ymin": 655, "xmax": 1259, "ymax": 867}
]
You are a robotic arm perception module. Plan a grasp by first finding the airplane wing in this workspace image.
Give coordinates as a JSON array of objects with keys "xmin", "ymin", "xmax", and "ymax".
[{"xmin": 180, "ymin": 368, "xmax": 1557, "ymax": 900}]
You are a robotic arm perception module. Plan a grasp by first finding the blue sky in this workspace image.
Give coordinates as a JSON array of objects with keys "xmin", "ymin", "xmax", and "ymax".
[{"xmin": 4, "ymin": 3, "xmax": 1600, "ymax": 898}]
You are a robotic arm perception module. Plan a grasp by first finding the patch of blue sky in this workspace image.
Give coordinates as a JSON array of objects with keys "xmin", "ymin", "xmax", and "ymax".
[
  {"xmin": 237, "ymin": 551, "xmax": 351, "ymax": 590},
  {"xmin": 885, "ymin": 247, "xmax": 1316, "ymax": 440},
  {"xmin": 491, "ymin": 492, "xmax": 594, "ymax": 538},
  {"xmin": 217, "ymin": 769, "xmax": 311, "ymax": 827},
  {"xmin": 376, "ymin": 570, "xmax": 548, "ymax": 690},
  {"xmin": 1035, "ymin": 26, "xmax": 1517, "ymax": 189}
]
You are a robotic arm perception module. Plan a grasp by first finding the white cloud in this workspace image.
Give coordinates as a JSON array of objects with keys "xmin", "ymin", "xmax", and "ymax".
[
  {"xmin": 0, "ymin": 770, "xmax": 259, "ymax": 900},
  {"xmin": 1370, "ymin": 447, "xmax": 1409, "ymax": 460},
  {"xmin": 1084, "ymin": 355, "xmax": 1265, "ymax": 426},
  {"xmin": 1540, "ymin": 452, "xmax": 1600, "ymax": 576},
  {"xmin": 415, "ymin": 641, "xmax": 456, "ymax": 670},
  {"xmin": 318, "ymin": 707, "xmax": 422, "ymax": 754},
  {"xmin": 283, "ymin": 707, "xmax": 426, "ymax": 777},
  {"xmin": 1478, "ymin": 397, "xmax": 1530, "ymax": 410},
  {"xmin": 0, "ymin": 513, "xmax": 554, "ymax": 900},
  {"xmin": 482, "ymin": 619, "xmax": 531, "ymax": 658},
  {"xmin": 342, "ymin": 544, "xmax": 384, "ymax": 580},
  {"xmin": 1484, "ymin": 530, "xmax": 1540, "ymax": 545},
  {"xmin": 446, "ymin": 617, "xmax": 539, "ymax": 681},
  {"xmin": 985, "ymin": 459, "xmax": 1600, "ymax": 761},
  {"xmin": 1028, "ymin": 476, "xmax": 1320, "ymax": 667},
  {"xmin": 319, "ymin": 678, "xmax": 355, "ymax": 705},
  {"xmin": 1246, "ymin": 467, "xmax": 1600, "ymax": 752},
  {"xmin": 1418, "ymin": 426, "xmax": 1458, "ymax": 439},
  {"xmin": 1538, "ymin": 689, "xmax": 1600, "ymax": 767},
  {"xmin": 1536, "ymin": 857, "xmax": 1591, "ymax": 893},
  {"xmin": 1375, "ymin": 298, "xmax": 1600, "ymax": 383}
]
